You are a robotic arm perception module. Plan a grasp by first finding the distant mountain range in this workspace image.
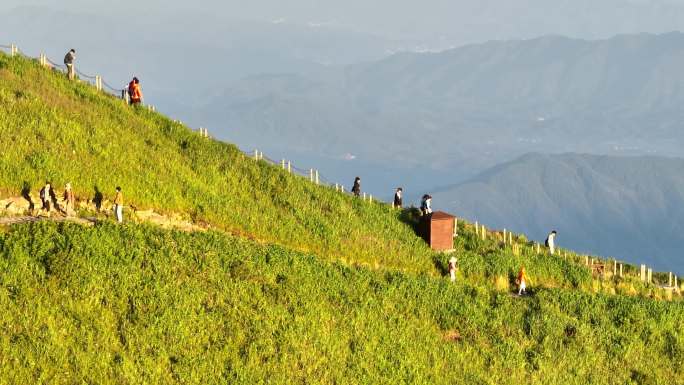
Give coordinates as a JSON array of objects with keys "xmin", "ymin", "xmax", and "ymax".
[
  {"xmin": 193, "ymin": 32, "xmax": 684, "ymax": 184},
  {"xmin": 433, "ymin": 153, "xmax": 684, "ymax": 274}
]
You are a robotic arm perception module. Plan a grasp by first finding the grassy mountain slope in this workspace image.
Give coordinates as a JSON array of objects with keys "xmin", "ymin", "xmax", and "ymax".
[
  {"xmin": 1, "ymin": 221, "xmax": 683, "ymax": 384},
  {"xmin": 1, "ymin": 48, "xmax": 683, "ymax": 385},
  {"xmin": 0, "ymin": 52, "xmax": 434, "ymax": 274}
]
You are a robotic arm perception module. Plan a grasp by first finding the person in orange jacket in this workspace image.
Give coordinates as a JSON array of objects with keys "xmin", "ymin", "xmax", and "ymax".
[
  {"xmin": 128, "ymin": 77, "xmax": 143, "ymax": 105},
  {"xmin": 517, "ymin": 266, "xmax": 530, "ymax": 296}
]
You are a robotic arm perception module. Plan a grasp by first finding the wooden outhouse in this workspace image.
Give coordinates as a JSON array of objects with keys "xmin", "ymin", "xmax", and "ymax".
[{"xmin": 421, "ymin": 211, "xmax": 456, "ymax": 251}]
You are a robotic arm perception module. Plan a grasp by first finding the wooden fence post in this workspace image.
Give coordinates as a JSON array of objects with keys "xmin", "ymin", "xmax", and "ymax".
[
  {"xmin": 647, "ymin": 268, "xmax": 652, "ymax": 284},
  {"xmin": 281, "ymin": 159, "xmax": 286, "ymax": 169},
  {"xmin": 341, "ymin": 185, "xmax": 345, "ymax": 193},
  {"xmin": 503, "ymin": 229, "xmax": 507, "ymax": 245},
  {"xmin": 619, "ymin": 263, "xmax": 623, "ymax": 278},
  {"xmin": 287, "ymin": 161, "xmax": 291, "ymax": 173},
  {"xmin": 254, "ymin": 149, "xmax": 259, "ymax": 160},
  {"xmin": 309, "ymin": 169, "xmax": 314, "ymax": 182},
  {"xmin": 10, "ymin": 44, "xmax": 17, "ymax": 56},
  {"xmin": 613, "ymin": 260, "xmax": 617, "ymax": 277},
  {"xmin": 536, "ymin": 243, "xmax": 540, "ymax": 254},
  {"xmin": 585, "ymin": 256, "xmax": 589, "ymax": 266},
  {"xmin": 475, "ymin": 221, "xmax": 479, "ymax": 237},
  {"xmin": 362, "ymin": 192, "xmax": 367, "ymax": 201},
  {"xmin": 669, "ymin": 272, "xmax": 673, "ymax": 287},
  {"xmin": 453, "ymin": 217, "xmax": 458, "ymax": 237},
  {"xmin": 315, "ymin": 170, "xmax": 319, "ymax": 185},
  {"xmin": 481, "ymin": 225, "xmax": 486, "ymax": 241},
  {"xmin": 509, "ymin": 231, "xmax": 513, "ymax": 245},
  {"xmin": 369, "ymin": 194, "xmax": 373, "ymax": 203},
  {"xmin": 640, "ymin": 264, "xmax": 646, "ymax": 282}
]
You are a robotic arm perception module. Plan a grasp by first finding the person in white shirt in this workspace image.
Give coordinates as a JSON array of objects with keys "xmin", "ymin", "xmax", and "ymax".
[
  {"xmin": 420, "ymin": 194, "xmax": 433, "ymax": 215},
  {"xmin": 545, "ymin": 230, "xmax": 557, "ymax": 255},
  {"xmin": 448, "ymin": 256, "xmax": 458, "ymax": 282}
]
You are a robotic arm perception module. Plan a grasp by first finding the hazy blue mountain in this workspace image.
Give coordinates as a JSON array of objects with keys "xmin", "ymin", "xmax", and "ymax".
[
  {"xmin": 194, "ymin": 32, "xmax": 684, "ymax": 185},
  {"xmin": 0, "ymin": 6, "xmax": 405, "ymax": 116},
  {"xmin": 432, "ymin": 153, "xmax": 684, "ymax": 274}
]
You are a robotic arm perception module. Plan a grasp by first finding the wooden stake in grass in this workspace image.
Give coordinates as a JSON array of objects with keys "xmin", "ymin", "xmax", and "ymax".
[
  {"xmin": 508, "ymin": 231, "xmax": 513, "ymax": 244},
  {"xmin": 503, "ymin": 229, "xmax": 507, "ymax": 245},
  {"xmin": 619, "ymin": 263, "xmax": 623, "ymax": 278},
  {"xmin": 669, "ymin": 272, "xmax": 673, "ymax": 287},
  {"xmin": 287, "ymin": 161, "xmax": 292, "ymax": 173},
  {"xmin": 475, "ymin": 221, "xmax": 479, "ymax": 237},
  {"xmin": 315, "ymin": 170, "xmax": 319, "ymax": 185},
  {"xmin": 648, "ymin": 268, "xmax": 652, "ymax": 284},
  {"xmin": 536, "ymin": 243, "xmax": 540, "ymax": 254},
  {"xmin": 641, "ymin": 264, "xmax": 646, "ymax": 282},
  {"xmin": 481, "ymin": 225, "xmax": 486, "ymax": 241}
]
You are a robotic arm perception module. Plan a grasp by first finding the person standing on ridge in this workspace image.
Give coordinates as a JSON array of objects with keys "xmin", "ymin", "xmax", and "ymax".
[
  {"xmin": 393, "ymin": 187, "xmax": 403, "ymax": 208},
  {"xmin": 517, "ymin": 266, "xmax": 530, "ymax": 296},
  {"xmin": 63, "ymin": 182, "xmax": 75, "ymax": 216},
  {"xmin": 545, "ymin": 230, "xmax": 557, "ymax": 255},
  {"xmin": 128, "ymin": 77, "xmax": 143, "ymax": 106},
  {"xmin": 420, "ymin": 194, "xmax": 433, "ymax": 216},
  {"xmin": 63, "ymin": 49, "xmax": 76, "ymax": 81},
  {"xmin": 351, "ymin": 177, "xmax": 361, "ymax": 197},
  {"xmin": 113, "ymin": 186, "xmax": 124, "ymax": 223}
]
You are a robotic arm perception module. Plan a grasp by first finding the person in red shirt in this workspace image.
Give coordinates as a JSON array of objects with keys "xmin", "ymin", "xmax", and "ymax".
[{"xmin": 128, "ymin": 77, "xmax": 143, "ymax": 105}]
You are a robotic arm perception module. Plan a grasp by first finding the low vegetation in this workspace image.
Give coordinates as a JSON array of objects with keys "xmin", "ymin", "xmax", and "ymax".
[{"xmin": 0, "ymin": 222, "xmax": 682, "ymax": 384}]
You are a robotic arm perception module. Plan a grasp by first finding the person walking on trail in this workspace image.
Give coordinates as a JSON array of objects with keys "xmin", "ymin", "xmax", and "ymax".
[
  {"xmin": 128, "ymin": 77, "xmax": 143, "ymax": 106},
  {"xmin": 420, "ymin": 194, "xmax": 433, "ymax": 216},
  {"xmin": 448, "ymin": 256, "xmax": 458, "ymax": 283},
  {"xmin": 39, "ymin": 181, "xmax": 54, "ymax": 217},
  {"xmin": 113, "ymin": 186, "xmax": 124, "ymax": 223},
  {"xmin": 62, "ymin": 182, "xmax": 75, "ymax": 216},
  {"xmin": 545, "ymin": 230, "xmax": 557, "ymax": 255},
  {"xmin": 393, "ymin": 187, "xmax": 403, "ymax": 208},
  {"xmin": 64, "ymin": 49, "xmax": 76, "ymax": 81},
  {"xmin": 351, "ymin": 177, "xmax": 361, "ymax": 197},
  {"xmin": 517, "ymin": 266, "xmax": 530, "ymax": 296}
]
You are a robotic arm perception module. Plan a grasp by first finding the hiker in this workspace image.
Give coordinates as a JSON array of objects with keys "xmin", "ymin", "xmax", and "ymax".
[
  {"xmin": 420, "ymin": 194, "xmax": 433, "ymax": 216},
  {"xmin": 62, "ymin": 182, "xmax": 75, "ymax": 216},
  {"xmin": 351, "ymin": 177, "xmax": 361, "ymax": 197},
  {"xmin": 64, "ymin": 49, "xmax": 76, "ymax": 80},
  {"xmin": 113, "ymin": 186, "xmax": 124, "ymax": 223},
  {"xmin": 545, "ymin": 230, "xmax": 557, "ymax": 255},
  {"xmin": 517, "ymin": 266, "xmax": 529, "ymax": 295},
  {"xmin": 128, "ymin": 77, "xmax": 143, "ymax": 106},
  {"xmin": 393, "ymin": 187, "xmax": 403, "ymax": 208},
  {"xmin": 39, "ymin": 181, "xmax": 54, "ymax": 216},
  {"xmin": 448, "ymin": 256, "xmax": 458, "ymax": 282}
]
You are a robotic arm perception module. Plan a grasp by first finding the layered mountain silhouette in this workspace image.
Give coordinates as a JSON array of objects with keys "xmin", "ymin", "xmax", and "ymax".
[
  {"xmin": 194, "ymin": 32, "xmax": 684, "ymax": 181},
  {"xmin": 433, "ymin": 153, "xmax": 684, "ymax": 273}
]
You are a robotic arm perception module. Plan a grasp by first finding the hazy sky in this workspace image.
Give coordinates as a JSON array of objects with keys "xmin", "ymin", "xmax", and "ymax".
[{"xmin": 4, "ymin": 0, "xmax": 684, "ymax": 45}]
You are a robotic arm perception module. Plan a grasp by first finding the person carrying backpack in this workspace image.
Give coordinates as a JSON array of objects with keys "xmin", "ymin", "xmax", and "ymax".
[
  {"xmin": 63, "ymin": 49, "xmax": 76, "ymax": 80},
  {"xmin": 128, "ymin": 77, "xmax": 143, "ymax": 106},
  {"xmin": 420, "ymin": 194, "xmax": 433, "ymax": 216},
  {"xmin": 351, "ymin": 177, "xmax": 361, "ymax": 197},
  {"xmin": 545, "ymin": 230, "xmax": 557, "ymax": 255},
  {"xmin": 517, "ymin": 266, "xmax": 530, "ymax": 296},
  {"xmin": 393, "ymin": 187, "xmax": 403, "ymax": 208}
]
